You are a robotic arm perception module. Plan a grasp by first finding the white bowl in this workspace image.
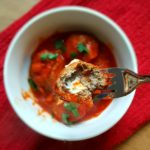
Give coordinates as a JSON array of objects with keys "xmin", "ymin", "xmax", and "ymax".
[{"xmin": 4, "ymin": 6, "xmax": 137, "ymax": 141}]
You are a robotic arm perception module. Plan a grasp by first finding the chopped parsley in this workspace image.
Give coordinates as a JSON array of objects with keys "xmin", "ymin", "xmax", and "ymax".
[
  {"xmin": 55, "ymin": 39, "xmax": 66, "ymax": 52},
  {"xmin": 64, "ymin": 102, "xmax": 79, "ymax": 117},
  {"xmin": 62, "ymin": 113, "xmax": 72, "ymax": 125},
  {"xmin": 51, "ymin": 112, "xmax": 55, "ymax": 118},
  {"xmin": 70, "ymin": 52, "xmax": 77, "ymax": 59},
  {"xmin": 40, "ymin": 53, "xmax": 49, "ymax": 61},
  {"xmin": 47, "ymin": 53, "xmax": 58, "ymax": 59},
  {"xmin": 40, "ymin": 53, "xmax": 58, "ymax": 61},
  {"xmin": 28, "ymin": 78, "xmax": 38, "ymax": 90},
  {"xmin": 77, "ymin": 43, "xmax": 88, "ymax": 53}
]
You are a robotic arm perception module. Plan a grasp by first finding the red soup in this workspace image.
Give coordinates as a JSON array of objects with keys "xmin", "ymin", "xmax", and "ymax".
[{"xmin": 29, "ymin": 32, "xmax": 116, "ymax": 125}]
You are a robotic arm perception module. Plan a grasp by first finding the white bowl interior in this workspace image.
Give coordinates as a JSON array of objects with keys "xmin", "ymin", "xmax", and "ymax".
[{"xmin": 4, "ymin": 7, "xmax": 137, "ymax": 141}]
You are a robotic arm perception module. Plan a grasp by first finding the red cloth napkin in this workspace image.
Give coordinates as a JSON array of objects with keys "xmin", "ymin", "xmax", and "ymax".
[{"xmin": 0, "ymin": 0, "xmax": 150, "ymax": 149}]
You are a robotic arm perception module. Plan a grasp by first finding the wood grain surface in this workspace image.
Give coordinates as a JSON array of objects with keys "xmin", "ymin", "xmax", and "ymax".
[{"xmin": 0, "ymin": 0, "xmax": 150, "ymax": 149}]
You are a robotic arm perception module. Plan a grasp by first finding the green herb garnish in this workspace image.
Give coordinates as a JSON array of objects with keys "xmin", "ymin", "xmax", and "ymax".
[
  {"xmin": 40, "ymin": 53, "xmax": 58, "ymax": 61},
  {"xmin": 55, "ymin": 39, "xmax": 66, "ymax": 52},
  {"xmin": 55, "ymin": 39, "xmax": 63, "ymax": 49},
  {"xmin": 72, "ymin": 109, "xmax": 79, "ymax": 117},
  {"xmin": 77, "ymin": 43, "xmax": 88, "ymax": 53},
  {"xmin": 48, "ymin": 53, "xmax": 58, "ymax": 59},
  {"xmin": 64, "ymin": 102, "xmax": 79, "ymax": 117},
  {"xmin": 62, "ymin": 113, "xmax": 72, "ymax": 125},
  {"xmin": 28, "ymin": 78, "xmax": 38, "ymax": 90},
  {"xmin": 70, "ymin": 52, "xmax": 77, "ymax": 59},
  {"xmin": 51, "ymin": 112, "xmax": 55, "ymax": 118},
  {"xmin": 40, "ymin": 53, "xmax": 49, "ymax": 61}
]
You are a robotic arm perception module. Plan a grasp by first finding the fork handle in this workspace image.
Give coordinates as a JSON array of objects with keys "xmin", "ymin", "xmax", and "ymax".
[{"xmin": 139, "ymin": 75, "xmax": 150, "ymax": 83}]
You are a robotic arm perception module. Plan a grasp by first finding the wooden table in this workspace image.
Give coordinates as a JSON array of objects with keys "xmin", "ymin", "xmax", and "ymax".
[{"xmin": 1, "ymin": 0, "xmax": 150, "ymax": 149}]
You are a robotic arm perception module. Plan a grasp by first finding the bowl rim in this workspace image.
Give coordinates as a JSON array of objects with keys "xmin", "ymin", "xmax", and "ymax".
[{"xmin": 3, "ymin": 6, "xmax": 138, "ymax": 141}]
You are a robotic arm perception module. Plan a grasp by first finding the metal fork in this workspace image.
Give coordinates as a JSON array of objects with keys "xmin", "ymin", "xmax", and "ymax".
[{"xmin": 97, "ymin": 68, "xmax": 150, "ymax": 98}]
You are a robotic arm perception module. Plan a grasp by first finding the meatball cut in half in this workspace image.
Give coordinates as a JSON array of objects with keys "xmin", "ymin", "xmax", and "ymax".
[{"xmin": 56, "ymin": 59, "xmax": 110, "ymax": 108}]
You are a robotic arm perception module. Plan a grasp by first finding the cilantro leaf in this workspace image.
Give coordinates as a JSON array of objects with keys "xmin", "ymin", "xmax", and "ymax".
[
  {"xmin": 40, "ymin": 53, "xmax": 49, "ymax": 61},
  {"xmin": 72, "ymin": 109, "xmax": 79, "ymax": 117},
  {"xmin": 48, "ymin": 53, "xmax": 58, "ymax": 60},
  {"xmin": 77, "ymin": 43, "xmax": 88, "ymax": 53},
  {"xmin": 62, "ymin": 113, "xmax": 72, "ymax": 125},
  {"xmin": 28, "ymin": 78, "xmax": 38, "ymax": 90},
  {"xmin": 64, "ymin": 102, "xmax": 79, "ymax": 117},
  {"xmin": 70, "ymin": 52, "xmax": 77, "ymax": 59},
  {"xmin": 40, "ymin": 53, "xmax": 58, "ymax": 61},
  {"xmin": 55, "ymin": 39, "xmax": 66, "ymax": 52}
]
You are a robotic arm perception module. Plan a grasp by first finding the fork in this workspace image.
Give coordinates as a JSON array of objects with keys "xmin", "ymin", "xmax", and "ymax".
[{"xmin": 96, "ymin": 68, "xmax": 150, "ymax": 98}]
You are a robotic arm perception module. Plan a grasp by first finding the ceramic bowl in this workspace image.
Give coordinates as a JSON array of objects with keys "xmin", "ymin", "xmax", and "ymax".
[{"xmin": 4, "ymin": 6, "xmax": 137, "ymax": 141}]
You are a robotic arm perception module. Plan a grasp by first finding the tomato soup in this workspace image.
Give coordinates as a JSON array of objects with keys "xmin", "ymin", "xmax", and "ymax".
[{"xmin": 28, "ymin": 32, "xmax": 116, "ymax": 124}]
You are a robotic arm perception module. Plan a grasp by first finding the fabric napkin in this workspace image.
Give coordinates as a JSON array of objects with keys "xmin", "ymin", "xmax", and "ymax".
[{"xmin": 0, "ymin": 0, "xmax": 150, "ymax": 149}]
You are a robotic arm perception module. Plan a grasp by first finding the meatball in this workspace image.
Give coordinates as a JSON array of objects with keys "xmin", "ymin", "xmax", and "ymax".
[{"xmin": 56, "ymin": 59, "xmax": 110, "ymax": 108}]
